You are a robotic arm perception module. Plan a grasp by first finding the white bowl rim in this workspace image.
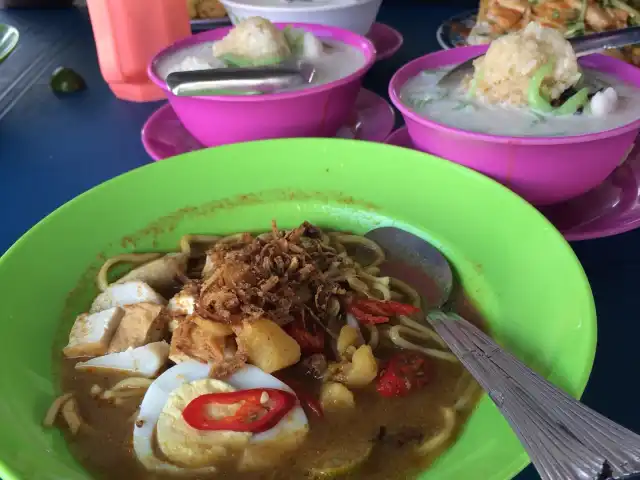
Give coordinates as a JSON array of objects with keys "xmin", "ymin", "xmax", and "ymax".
[{"xmin": 219, "ymin": 0, "xmax": 380, "ymax": 14}]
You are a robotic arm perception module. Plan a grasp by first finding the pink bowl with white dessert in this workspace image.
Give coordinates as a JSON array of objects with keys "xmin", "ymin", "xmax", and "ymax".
[
  {"xmin": 389, "ymin": 23, "xmax": 640, "ymax": 206},
  {"xmin": 148, "ymin": 18, "xmax": 376, "ymax": 147}
]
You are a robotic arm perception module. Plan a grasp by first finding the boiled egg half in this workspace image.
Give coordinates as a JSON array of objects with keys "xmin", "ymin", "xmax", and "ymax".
[{"xmin": 133, "ymin": 361, "xmax": 309, "ymax": 474}]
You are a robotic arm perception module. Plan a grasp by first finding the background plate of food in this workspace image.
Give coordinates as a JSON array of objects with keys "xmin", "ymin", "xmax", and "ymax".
[
  {"xmin": 188, "ymin": 0, "xmax": 231, "ymax": 29},
  {"xmin": 436, "ymin": 0, "xmax": 640, "ymax": 66}
]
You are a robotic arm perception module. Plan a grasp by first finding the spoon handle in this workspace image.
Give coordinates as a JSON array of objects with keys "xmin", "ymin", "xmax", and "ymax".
[
  {"xmin": 571, "ymin": 26, "xmax": 640, "ymax": 57},
  {"xmin": 165, "ymin": 62, "xmax": 315, "ymax": 96},
  {"xmin": 427, "ymin": 311, "xmax": 640, "ymax": 480}
]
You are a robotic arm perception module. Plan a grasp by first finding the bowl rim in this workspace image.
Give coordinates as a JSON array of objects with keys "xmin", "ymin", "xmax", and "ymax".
[
  {"xmin": 388, "ymin": 45, "xmax": 640, "ymax": 145},
  {"xmin": 218, "ymin": 0, "xmax": 381, "ymax": 14},
  {"xmin": 148, "ymin": 22, "xmax": 376, "ymax": 102},
  {"xmin": 0, "ymin": 138, "xmax": 597, "ymax": 480}
]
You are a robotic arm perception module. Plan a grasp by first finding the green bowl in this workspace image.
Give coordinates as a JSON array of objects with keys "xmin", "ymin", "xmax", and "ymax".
[{"xmin": 0, "ymin": 138, "xmax": 596, "ymax": 480}]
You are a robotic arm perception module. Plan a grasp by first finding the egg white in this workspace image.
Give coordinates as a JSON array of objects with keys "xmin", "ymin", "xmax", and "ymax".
[{"xmin": 133, "ymin": 361, "xmax": 309, "ymax": 474}]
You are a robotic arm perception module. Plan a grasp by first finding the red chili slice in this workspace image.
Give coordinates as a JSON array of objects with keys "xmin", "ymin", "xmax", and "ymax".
[
  {"xmin": 273, "ymin": 373, "xmax": 324, "ymax": 419},
  {"xmin": 285, "ymin": 319, "xmax": 325, "ymax": 354},
  {"xmin": 348, "ymin": 299, "xmax": 421, "ymax": 325},
  {"xmin": 380, "ymin": 300, "xmax": 421, "ymax": 316},
  {"xmin": 376, "ymin": 351, "xmax": 432, "ymax": 398},
  {"xmin": 348, "ymin": 306, "xmax": 390, "ymax": 325},
  {"xmin": 182, "ymin": 388, "xmax": 296, "ymax": 433}
]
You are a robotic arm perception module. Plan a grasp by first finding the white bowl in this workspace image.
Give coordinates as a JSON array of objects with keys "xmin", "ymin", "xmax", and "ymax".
[{"xmin": 219, "ymin": 0, "xmax": 382, "ymax": 35}]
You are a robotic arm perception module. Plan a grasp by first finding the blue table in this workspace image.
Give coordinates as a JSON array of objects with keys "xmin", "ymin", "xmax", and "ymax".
[{"xmin": 0, "ymin": 3, "xmax": 636, "ymax": 479}]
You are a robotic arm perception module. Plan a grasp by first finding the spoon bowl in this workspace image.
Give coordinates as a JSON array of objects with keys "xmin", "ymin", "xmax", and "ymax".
[{"xmin": 0, "ymin": 24, "xmax": 19, "ymax": 64}]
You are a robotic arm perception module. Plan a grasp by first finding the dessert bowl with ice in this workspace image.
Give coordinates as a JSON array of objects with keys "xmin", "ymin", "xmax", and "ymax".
[
  {"xmin": 399, "ymin": 23, "xmax": 640, "ymax": 137},
  {"xmin": 148, "ymin": 17, "xmax": 375, "ymax": 146},
  {"xmin": 154, "ymin": 17, "xmax": 366, "ymax": 92},
  {"xmin": 389, "ymin": 23, "xmax": 640, "ymax": 205}
]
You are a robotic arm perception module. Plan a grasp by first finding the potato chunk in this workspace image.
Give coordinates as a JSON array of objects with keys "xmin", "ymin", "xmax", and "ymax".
[
  {"xmin": 320, "ymin": 382, "xmax": 356, "ymax": 413},
  {"xmin": 235, "ymin": 318, "xmax": 301, "ymax": 373}
]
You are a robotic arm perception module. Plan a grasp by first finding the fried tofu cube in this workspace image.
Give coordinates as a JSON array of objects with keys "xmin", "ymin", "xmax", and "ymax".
[
  {"xmin": 75, "ymin": 341, "xmax": 170, "ymax": 378},
  {"xmin": 169, "ymin": 316, "xmax": 229, "ymax": 364},
  {"xmin": 90, "ymin": 281, "xmax": 166, "ymax": 313},
  {"xmin": 167, "ymin": 288, "xmax": 196, "ymax": 317},
  {"xmin": 235, "ymin": 318, "xmax": 301, "ymax": 373},
  {"xmin": 63, "ymin": 307, "xmax": 125, "ymax": 358},
  {"xmin": 107, "ymin": 303, "xmax": 167, "ymax": 353},
  {"xmin": 201, "ymin": 255, "xmax": 216, "ymax": 279}
]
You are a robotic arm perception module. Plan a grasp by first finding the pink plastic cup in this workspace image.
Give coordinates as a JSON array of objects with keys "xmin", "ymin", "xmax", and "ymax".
[
  {"xmin": 148, "ymin": 23, "xmax": 376, "ymax": 147},
  {"xmin": 389, "ymin": 46, "xmax": 640, "ymax": 206}
]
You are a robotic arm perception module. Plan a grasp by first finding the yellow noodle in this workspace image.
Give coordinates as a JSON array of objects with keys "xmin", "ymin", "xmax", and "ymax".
[
  {"xmin": 416, "ymin": 407, "xmax": 456, "ymax": 455},
  {"xmin": 61, "ymin": 398, "xmax": 83, "ymax": 435},
  {"xmin": 346, "ymin": 275, "xmax": 371, "ymax": 296},
  {"xmin": 388, "ymin": 326, "xmax": 458, "ymax": 362},
  {"xmin": 357, "ymin": 270, "xmax": 389, "ymax": 286},
  {"xmin": 330, "ymin": 233, "xmax": 385, "ymax": 267},
  {"xmin": 372, "ymin": 283, "xmax": 392, "ymax": 301},
  {"xmin": 103, "ymin": 389, "xmax": 146, "ymax": 400},
  {"xmin": 178, "ymin": 234, "xmax": 221, "ymax": 255},
  {"xmin": 109, "ymin": 378, "xmax": 153, "ymax": 392},
  {"xmin": 43, "ymin": 392, "xmax": 73, "ymax": 428},
  {"xmin": 319, "ymin": 232, "xmax": 331, "ymax": 245},
  {"xmin": 454, "ymin": 376, "xmax": 481, "ymax": 411},
  {"xmin": 366, "ymin": 324, "xmax": 379, "ymax": 350},
  {"xmin": 256, "ymin": 232, "xmax": 274, "ymax": 242},
  {"xmin": 364, "ymin": 266, "xmax": 380, "ymax": 275},
  {"xmin": 397, "ymin": 315, "xmax": 448, "ymax": 348},
  {"xmin": 96, "ymin": 253, "xmax": 163, "ymax": 291},
  {"xmin": 389, "ymin": 277, "xmax": 422, "ymax": 308},
  {"xmin": 217, "ymin": 233, "xmax": 247, "ymax": 245},
  {"xmin": 328, "ymin": 297, "xmax": 341, "ymax": 317},
  {"xmin": 331, "ymin": 238, "xmax": 347, "ymax": 254}
]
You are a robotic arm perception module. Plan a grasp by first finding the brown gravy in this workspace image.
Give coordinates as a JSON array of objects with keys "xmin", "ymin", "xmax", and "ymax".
[{"xmin": 59, "ymin": 288, "xmax": 484, "ymax": 480}]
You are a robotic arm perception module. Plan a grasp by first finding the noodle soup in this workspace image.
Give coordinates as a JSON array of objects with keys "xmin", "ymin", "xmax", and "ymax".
[{"xmin": 48, "ymin": 222, "xmax": 484, "ymax": 479}]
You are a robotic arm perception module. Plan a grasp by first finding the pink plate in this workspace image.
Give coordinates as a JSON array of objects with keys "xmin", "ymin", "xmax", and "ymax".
[
  {"xmin": 386, "ymin": 126, "xmax": 640, "ymax": 242},
  {"xmin": 142, "ymin": 88, "xmax": 395, "ymax": 161},
  {"xmin": 368, "ymin": 23, "xmax": 403, "ymax": 61}
]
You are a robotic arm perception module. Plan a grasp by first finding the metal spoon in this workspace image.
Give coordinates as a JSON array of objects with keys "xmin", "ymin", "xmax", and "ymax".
[
  {"xmin": 166, "ymin": 61, "xmax": 316, "ymax": 96},
  {"xmin": 437, "ymin": 25, "xmax": 640, "ymax": 90},
  {"xmin": 365, "ymin": 226, "xmax": 640, "ymax": 480}
]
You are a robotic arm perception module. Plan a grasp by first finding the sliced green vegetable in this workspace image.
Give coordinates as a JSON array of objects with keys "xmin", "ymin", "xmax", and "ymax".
[
  {"xmin": 554, "ymin": 87, "xmax": 589, "ymax": 115},
  {"xmin": 50, "ymin": 67, "xmax": 86, "ymax": 94},
  {"xmin": 283, "ymin": 25, "xmax": 305, "ymax": 55},
  {"xmin": 527, "ymin": 62, "xmax": 555, "ymax": 113},
  {"xmin": 219, "ymin": 53, "xmax": 285, "ymax": 67},
  {"xmin": 453, "ymin": 101, "xmax": 474, "ymax": 111},
  {"xmin": 307, "ymin": 440, "xmax": 373, "ymax": 479},
  {"xmin": 467, "ymin": 68, "xmax": 482, "ymax": 98}
]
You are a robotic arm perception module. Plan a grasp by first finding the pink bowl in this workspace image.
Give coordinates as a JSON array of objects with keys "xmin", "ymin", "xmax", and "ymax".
[
  {"xmin": 148, "ymin": 23, "xmax": 376, "ymax": 147},
  {"xmin": 389, "ymin": 46, "xmax": 640, "ymax": 206}
]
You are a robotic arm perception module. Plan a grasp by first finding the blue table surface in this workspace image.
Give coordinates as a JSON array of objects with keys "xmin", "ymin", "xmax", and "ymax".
[{"xmin": 0, "ymin": 3, "xmax": 638, "ymax": 479}]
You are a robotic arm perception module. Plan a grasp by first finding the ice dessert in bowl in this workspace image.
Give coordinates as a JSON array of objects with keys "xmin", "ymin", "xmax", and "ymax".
[
  {"xmin": 390, "ymin": 22, "xmax": 640, "ymax": 205},
  {"xmin": 149, "ymin": 17, "xmax": 375, "ymax": 147}
]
